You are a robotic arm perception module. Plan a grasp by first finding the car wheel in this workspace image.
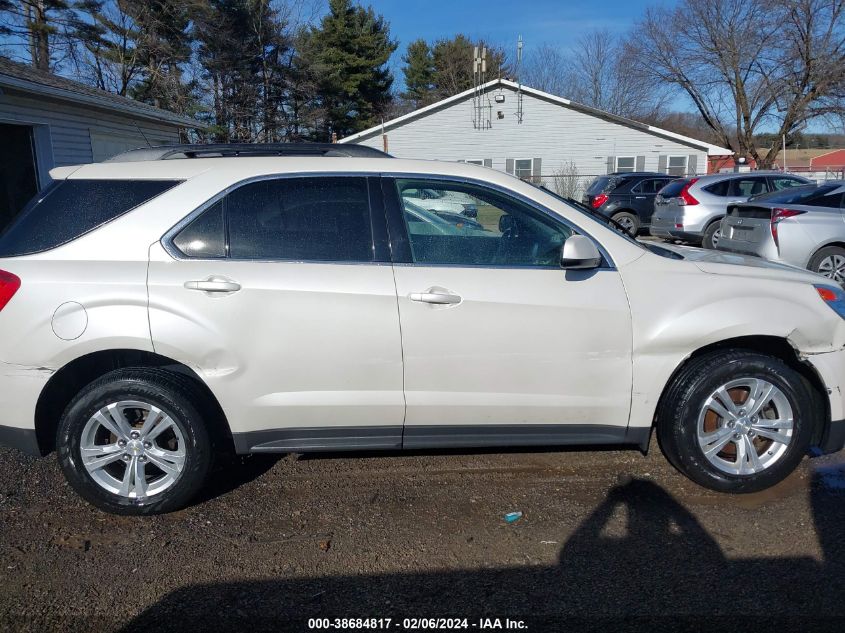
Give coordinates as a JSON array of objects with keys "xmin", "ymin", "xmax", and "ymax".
[
  {"xmin": 808, "ymin": 246, "xmax": 845, "ymax": 285},
  {"xmin": 657, "ymin": 350, "xmax": 816, "ymax": 493},
  {"xmin": 56, "ymin": 368, "xmax": 213, "ymax": 515},
  {"xmin": 702, "ymin": 221, "xmax": 722, "ymax": 249},
  {"xmin": 612, "ymin": 212, "xmax": 639, "ymax": 236}
]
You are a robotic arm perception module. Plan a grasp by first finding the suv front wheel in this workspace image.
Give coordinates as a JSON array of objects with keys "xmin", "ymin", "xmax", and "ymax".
[
  {"xmin": 657, "ymin": 350, "xmax": 816, "ymax": 493},
  {"xmin": 56, "ymin": 369, "xmax": 212, "ymax": 515}
]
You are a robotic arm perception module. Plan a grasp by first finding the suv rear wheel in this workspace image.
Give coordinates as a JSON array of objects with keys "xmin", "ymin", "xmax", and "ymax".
[
  {"xmin": 56, "ymin": 368, "xmax": 212, "ymax": 515},
  {"xmin": 702, "ymin": 220, "xmax": 723, "ymax": 249},
  {"xmin": 657, "ymin": 350, "xmax": 816, "ymax": 493},
  {"xmin": 611, "ymin": 211, "xmax": 639, "ymax": 236}
]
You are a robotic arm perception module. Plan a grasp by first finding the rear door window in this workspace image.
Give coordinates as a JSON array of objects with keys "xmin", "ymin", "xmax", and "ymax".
[
  {"xmin": 728, "ymin": 177, "xmax": 769, "ymax": 198},
  {"xmin": 172, "ymin": 176, "xmax": 375, "ymax": 262},
  {"xmin": 0, "ymin": 179, "xmax": 180, "ymax": 257}
]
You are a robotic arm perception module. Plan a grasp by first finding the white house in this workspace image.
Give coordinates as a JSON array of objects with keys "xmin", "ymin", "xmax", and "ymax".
[{"xmin": 341, "ymin": 78, "xmax": 731, "ymax": 189}]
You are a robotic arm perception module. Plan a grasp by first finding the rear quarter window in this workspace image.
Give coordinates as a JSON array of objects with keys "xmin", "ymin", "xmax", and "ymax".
[{"xmin": 0, "ymin": 179, "xmax": 180, "ymax": 257}]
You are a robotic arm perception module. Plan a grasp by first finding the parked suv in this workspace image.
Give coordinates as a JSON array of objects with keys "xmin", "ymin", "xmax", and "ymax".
[
  {"xmin": 650, "ymin": 172, "xmax": 812, "ymax": 249},
  {"xmin": 582, "ymin": 172, "xmax": 677, "ymax": 235},
  {"xmin": 718, "ymin": 182, "xmax": 845, "ymax": 282},
  {"xmin": 1, "ymin": 144, "xmax": 844, "ymax": 515}
]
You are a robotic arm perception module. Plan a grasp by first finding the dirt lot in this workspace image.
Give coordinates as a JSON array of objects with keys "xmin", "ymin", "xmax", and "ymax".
[{"xmin": 1, "ymin": 441, "xmax": 844, "ymax": 632}]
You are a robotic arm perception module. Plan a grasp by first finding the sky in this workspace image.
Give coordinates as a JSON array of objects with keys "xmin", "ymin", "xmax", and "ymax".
[{"xmin": 363, "ymin": 0, "xmax": 660, "ymax": 76}]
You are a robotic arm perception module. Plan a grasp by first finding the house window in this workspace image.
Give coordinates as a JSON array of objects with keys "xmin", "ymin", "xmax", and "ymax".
[
  {"xmin": 667, "ymin": 156, "xmax": 688, "ymax": 177},
  {"xmin": 615, "ymin": 156, "xmax": 636, "ymax": 172},
  {"xmin": 515, "ymin": 159, "xmax": 533, "ymax": 180},
  {"xmin": 465, "ymin": 159, "xmax": 483, "ymax": 165}
]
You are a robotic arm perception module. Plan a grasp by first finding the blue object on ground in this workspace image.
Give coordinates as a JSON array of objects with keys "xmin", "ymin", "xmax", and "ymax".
[{"xmin": 504, "ymin": 511, "xmax": 523, "ymax": 524}]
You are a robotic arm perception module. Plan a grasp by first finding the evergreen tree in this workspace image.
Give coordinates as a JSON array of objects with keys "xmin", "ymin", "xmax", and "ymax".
[
  {"xmin": 300, "ymin": 0, "xmax": 396, "ymax": 139},
  {"xmin": 430, "ymin": 34, "xmax": 507, "ymax": 99},
  {"xmin": 193, "ymin": 0, "xmax": 290, "ymax": 141},
  {"xmin": 0, "ymin": 0, "xmax": 78, "ymax": 70},
  {"xmin": 401, "ymin": 38, "xmax": 434, "ymax": 107}
]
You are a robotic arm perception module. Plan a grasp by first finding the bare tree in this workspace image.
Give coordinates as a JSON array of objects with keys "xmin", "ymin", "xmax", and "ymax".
[
  {"xmin": 520, "ymin": 43, "xmax": 570, "ymax": 96},
  {"xmin": 520, "ymin": 33, "xmax": 667, "ymax": 120},
  {"xmin": 630, "ymin": 0, "xmax": 845, "ymax": 167}
]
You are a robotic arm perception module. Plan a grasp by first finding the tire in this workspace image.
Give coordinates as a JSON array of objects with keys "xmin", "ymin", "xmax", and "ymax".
[
  {"xmin": 701, "ymin": 220, "xmax": 723, "ymax": 249},
  {"xmin": 612, "ymin": 211, "xmax": 640, "ymax": 236},
  {"xmin": 808, "ymin": 245, "xmax": 845, "ymax": 285},
  {"xmin": 56, "ymin": 368, "xmax": 213, "ymax": 515},
  {"xmin": 657, "ymin": 350, "xmax": 817, "ymax": 493}
]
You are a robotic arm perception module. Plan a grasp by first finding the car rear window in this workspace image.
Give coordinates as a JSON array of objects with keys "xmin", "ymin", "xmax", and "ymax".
[
  {"xmin": 658, "ymin": 179, "xmax": 690, "ymax": 197},
  {"xmin": 0, "ymin": 179, "xmax": 180, "ymax": 257},
  {"xmin": 586, "ymin": 177, "xmax": 612, "ymax": 195},
  {"xmin": 747, "ymin": 184, "xmax": 836, "ymax": 205}
]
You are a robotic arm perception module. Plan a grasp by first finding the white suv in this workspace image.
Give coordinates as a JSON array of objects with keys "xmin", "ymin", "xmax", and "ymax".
[{"xmin": 1, "ymin": 143, "xmax": 844, "ymax": 515}]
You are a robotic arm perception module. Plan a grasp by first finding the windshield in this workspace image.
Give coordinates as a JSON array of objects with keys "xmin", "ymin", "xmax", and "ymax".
[{"xmin": 748, "ymin": 183, "xmax": 838, "ymax": 205}]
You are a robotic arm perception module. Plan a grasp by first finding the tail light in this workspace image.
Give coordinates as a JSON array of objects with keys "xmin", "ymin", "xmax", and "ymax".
[
  {"xmin": 770, "ymin": 208, "xmax": 806, "ymax": 247},
  {"xmin": 591, "ymin": 193, "xmax": 609, "ymax": 209},
  {"xmin": 677, "ymin": 178, "xmax": 699, "ymax": 206},
  {"xmin": 0, "ymin": 270, "xmax": 20, "ymax": 311}
]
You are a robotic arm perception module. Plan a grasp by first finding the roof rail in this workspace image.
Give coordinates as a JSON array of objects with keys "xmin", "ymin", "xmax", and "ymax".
[{"xmin": 104, "ymin": 142, "xmax": 391, "ymax": 162}]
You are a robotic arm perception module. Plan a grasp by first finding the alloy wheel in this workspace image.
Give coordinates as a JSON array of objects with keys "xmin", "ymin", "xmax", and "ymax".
[
  {"xmin": 79, "ymin": 400, "xmax": 186, "ymax": 500},
  {"xmin": 696, "ymin": 378, "xmax": 794, "ymax": 475},
  {"xmin": 817, "ymin": 254, "xmax": 845, "ymax": 284}
]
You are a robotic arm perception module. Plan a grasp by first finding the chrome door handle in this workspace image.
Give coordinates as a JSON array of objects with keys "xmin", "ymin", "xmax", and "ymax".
[
  {"xmin": 409, "ymin": 290, "xmax": 461, "ymax": 304},
  {"xmin": 184, "ymin": 278, "xmax": 241, "ymax": 293},
  {"xmin": 634, "ymin": 196, "xmax": 646, "ymax": 199}
]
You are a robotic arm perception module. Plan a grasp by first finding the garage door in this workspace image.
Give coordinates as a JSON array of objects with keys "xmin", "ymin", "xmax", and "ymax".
[{"xmin": 89, "ymin": 131, "xmax": 169, "ymax": 162}]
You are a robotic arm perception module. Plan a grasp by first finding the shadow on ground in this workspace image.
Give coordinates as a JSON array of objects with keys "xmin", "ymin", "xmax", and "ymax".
[{"xmin": 119, "ymin": 466, "xmax": 845, "ymax": 632}]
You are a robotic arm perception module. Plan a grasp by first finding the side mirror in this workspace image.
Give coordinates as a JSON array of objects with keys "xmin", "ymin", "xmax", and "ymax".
[{"xmin": 561, "ymin": 235, "xmax": 602, "ymax": 269}]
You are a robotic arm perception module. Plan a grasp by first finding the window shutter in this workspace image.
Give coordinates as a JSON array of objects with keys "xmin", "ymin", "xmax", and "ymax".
[
  {"xmin": 483, "ymin": 158, "xmax": 492, "ymax": 168},
  {"xmin": 607, "ymin": 156, "xmax": 615, "ymax": 174},
  {"xmin": 505, "ymin": 159, "xmax": 515, "ymax": 174},
  {"xmin": 532, "ymin": 157, "xmax": 542, "ymax": 182},
  {"xmin": 635, "ymin": 155, "xmax": 645, "ymax": 171},
  {"xmin": 657, "ymin": 155, "xmax": 668, "ymax": 173},
  {"xmin": 687, "ymin": 155, "xmax": 698, "ymax": 175}
]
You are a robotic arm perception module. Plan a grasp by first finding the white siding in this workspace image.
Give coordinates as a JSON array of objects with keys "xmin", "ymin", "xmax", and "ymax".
[
  {"xmin": 0, "ymin": 89, "xmax": 182, "ymax": 171},
  {"xmin": 353, "ymin": 86, "xmax": 707, "ymax": 180}
]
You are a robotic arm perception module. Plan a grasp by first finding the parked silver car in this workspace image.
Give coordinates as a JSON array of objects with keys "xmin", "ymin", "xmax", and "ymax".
[
  {"xmin": 650, "ymin": 172, "xmax": 812, "ymax": 249},
  {"xmin": 718, "ymin": 182, "xmax": 845, "ymax": 282}
]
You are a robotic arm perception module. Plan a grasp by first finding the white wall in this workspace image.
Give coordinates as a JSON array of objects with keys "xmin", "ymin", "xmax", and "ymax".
[{"xmin": 352, "ymin": 86, "xmax": 708, "ymax": 182}]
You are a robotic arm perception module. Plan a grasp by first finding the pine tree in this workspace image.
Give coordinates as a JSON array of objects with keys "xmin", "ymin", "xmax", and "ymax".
[
  {"xmin": 0, "ymin": 0, "xmax": 78, "ymax": 70},
  {"xmin": 300, "ymin": 0, "xmax": 396, "ymax": 139},
  {"xmin": 401, "ymin": 38, "xmax": 434, "ymax": 107},
  {"xmin": 430, "ymin": 34, "xmax": 507, "ymax": 99},
  {"xmin": 193, "ymin": 0, "xmax": 290, "ymax": 141}
]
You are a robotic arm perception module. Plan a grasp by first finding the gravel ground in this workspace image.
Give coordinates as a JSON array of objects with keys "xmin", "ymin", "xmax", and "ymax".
[{"xmin": 1, "ymin": 442, "xmax": 844, "ymax": 632}]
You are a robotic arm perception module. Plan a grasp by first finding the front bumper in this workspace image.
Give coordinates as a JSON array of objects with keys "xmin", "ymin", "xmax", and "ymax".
[{"xmin": 805, "ymin": 348, "xmax": 845, "ymax": 454}]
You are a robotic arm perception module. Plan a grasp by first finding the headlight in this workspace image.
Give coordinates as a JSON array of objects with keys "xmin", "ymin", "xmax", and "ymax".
[{"xmin": 815, "ymin": 284, "xmax": 845, "ymax": 320}]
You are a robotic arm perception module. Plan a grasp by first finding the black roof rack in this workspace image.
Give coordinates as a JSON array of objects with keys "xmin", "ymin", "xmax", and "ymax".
[{"xmin": 105, "ymin": 142, "xmax": 391, "ymax": 162}]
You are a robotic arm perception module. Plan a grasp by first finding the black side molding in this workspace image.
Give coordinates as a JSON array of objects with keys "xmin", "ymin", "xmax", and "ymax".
[
  {"xmin": 0, "ymin": 425, "xmax": 41, "ymax": 456},
  {"xmin": 233, "ymin": 424, "xmax": 651, "ymax": 455},
  {"xmin": 233, "ymin": 426, "xmax": 403, "ymax": 454}
]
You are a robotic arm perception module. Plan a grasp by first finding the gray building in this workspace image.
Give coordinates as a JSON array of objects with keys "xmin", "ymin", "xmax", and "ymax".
[
  {"xmin": 0, "ymin": 57, "xmax": 197, "ymax": 230},
  {"xmin": 342, "ymin": 78, "xmax": 731, "ymax": 193}
]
